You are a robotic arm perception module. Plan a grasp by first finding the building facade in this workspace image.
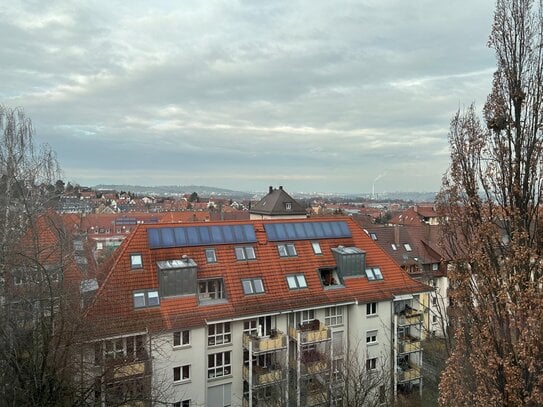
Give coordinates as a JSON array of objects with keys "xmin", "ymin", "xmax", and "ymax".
[{"xmin": 85, "ymin": 217, "xmax": 429, "ymax": 406}]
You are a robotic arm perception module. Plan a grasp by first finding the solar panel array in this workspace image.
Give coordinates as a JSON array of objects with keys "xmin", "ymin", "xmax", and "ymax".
[
  {"xmin": 147, "ymin": 224, "xmax": 257, "ymax": 249},
  {"xmin": 264, "ymin": 221, "xmax": 351, "ymax": 241}
]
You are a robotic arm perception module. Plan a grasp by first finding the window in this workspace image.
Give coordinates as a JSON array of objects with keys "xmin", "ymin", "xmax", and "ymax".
[
  {"xmin": 366, "ymin": 330, "xmax": 378, "ymax": 345},
  {"xmin": 173, "ymin": 330, "xmax": 190, "ymax": 347},
  {"xmin": 208, "ymin": 351, "xmax": 231, "ymax": 379},
  {"xmin": 286, "ymin": 274, "xmax": 307, "ymax": 289},
  {"xmin": 235, "ymin": 246, "xmax": 256, "ymax": 261},
  {"xmin": 96, "ymin": 334, "xmax": 147, "ymax": 364},
  {"xmin": 391, "ymin": 243, "xmax": 397, "ymax": 251},
  {"xmin": 243, "ymin": 316, "xmax": 272, "ymax": 336},
  {"xmin": 366, "ymin": 357, "xmax": 377, "ymax": 371},
  {"xmin": 325, "ymin": 306, "xmax": 343, "ymax": 326},
  {"xmin": 369, "ymin": 232, "xmax": 377, "ymax": 240},
  {"xmin": 366, "ymin": 302, "xmax": 377, "ymax": 316},
  {"xmin": 311, "ymin": 241, "xmax": 322, "ymax": 255},
  {"xmin": 173, "ymin": 365, "xmax": 190, "ymax": 382},
  {"xmin": 208, "ymin": 383, "xmax": 231, "ymax": 407},
  {"xmin": 365, "ymin": 267, "xmax": 384, "ymax": 281},
  {"xmin": 198, "ymin": 279, "xmax": 225, "ymax": 301},
  {"xmin": 242, "ymin": 278, "xmax": 264, "ymax": 294},
  {"xmin": 205, "ymin": 249, "xmax": 217, "ymax": 263},
  {"xmin": 432, "ymin": 263, "xmax": 439, "ymax": 271},
  {"xmin": 173, "ymin": 400, "xmax": 191, "ymax": 407},
  {"xmin": 432, "ymin": 315, "xmax": 438, "ymax": 324},
  {"xmin": 285, "ymin": 202, "xmax": 292, "ymax": 210},
  {"xmin": 208, "ymin": 323, "xmax": 231, "ymax": 346},
  {"xmin": 277, "ymin": 243, "xmax": 297, "ymax": 257},
  {"xmin": 130, "ymin": 254, "xmax": 143, "ymax": 269},
  {"xmin": 133, "ymin": 290, "xmax": 159, "ymax": 308},
  {"xmin": 403, "ymin": 243, "xmax": 412, "ymax": 251},
  {"xmin": 300, "ymin": 309, "xmax": 315, "ymax": 325},
  {"xmin": 432, "ymin": 296, "xmax": 437, "ymax": 306},
  {"xmin": 319, "ymin": 267, "xmax": 341, "ymax": 287}
]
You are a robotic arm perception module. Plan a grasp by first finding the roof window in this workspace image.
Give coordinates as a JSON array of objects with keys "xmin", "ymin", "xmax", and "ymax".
[
  {"xmin": 235, "ymin": 246, "xmax": 256, "ymax": 261},
  {"xmin": 242, "ymin": 278, "xmax": 265, "ymax": 295},
  {"xmin": 278, "ymin": 243, "xmax": 297, "ymax": 257},
  {"xmin": 365, "ymin": 267, "xmax": 384, "ymax": 281},
  {"xmin": 286, "ymin": 274, "xmax": 307, "ymax": 289}
]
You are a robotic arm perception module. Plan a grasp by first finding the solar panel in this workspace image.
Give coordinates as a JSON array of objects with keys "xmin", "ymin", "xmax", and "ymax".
[
  {"xmin": 147, "ymin": 224, "xmax": 257, "ymax": 248},
  {"xmin": 264, "ymin": 221, "xmax": 352, "ymax": 241}
]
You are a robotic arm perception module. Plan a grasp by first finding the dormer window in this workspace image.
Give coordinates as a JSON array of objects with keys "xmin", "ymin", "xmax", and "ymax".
[
  {"xmin": 130, "ymin": 254, "xmax": 143, "ymax": 269},
  {"xmin": 285, "ymin": 202, "xmax": 292, "ymax": 211}
]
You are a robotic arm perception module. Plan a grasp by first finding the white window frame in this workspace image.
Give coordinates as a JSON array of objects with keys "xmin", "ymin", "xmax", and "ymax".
[
  {"xmin": 208, "ymin": 322, "xmax": 231, "ymax": 346},
  {"xmin": 173, "ymin": 365, "xmax": 190, "ymax": 383},
  {"xmin": 366, "ymin": 357, "xmax": 378, "ymax": 371},
  {"xmin": 173, "ymin": 400, "xmax": 191, "ymax": 407},
  {"xmin": 325, "ymin": 306, "xmax": 344, "ymax": 326},
  {"xmin": 208, "ymin": 351, "xmax": 232, "ymax": 379},
  {"xmin": 235, "ymin": 246, "xmax": 256, "ymax": 261},
  {"xmin": 173, "ymin": 330, "xmax": 190, "ymax": 347},
  {"xmin": 366, "ymin": 302, "xmax": 377, "ymax": 316},
  {"xmin": 286, "ymin": 274, "xmax": 307, "ymax": 289},
  {"xmin": 242, "ymin": 278, "xmax": 264, "ymax": 295},
  {"xmin": 300, "ymin": 309, "xmax": 315, "ymax": 325},
  {"xmin": 366, "ymin": 330, "xmax": 378, "ymax": 345},
  {"xmin": 311, "ymin": 241, "xmax": 322, "ymax": 255}
]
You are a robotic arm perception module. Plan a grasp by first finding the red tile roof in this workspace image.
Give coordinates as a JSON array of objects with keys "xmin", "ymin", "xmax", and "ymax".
[{"xmin": 85, "ymin": 217, "xmax": 429, "ymax": 338}]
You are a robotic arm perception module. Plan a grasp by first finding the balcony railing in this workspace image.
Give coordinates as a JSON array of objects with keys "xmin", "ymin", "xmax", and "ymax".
[
  {"xmin": 289, "ymin": 320, "xmax": 330, "ymax": 343},
  {"xmin": 243, "ymin": 331, "xmax": 287, "ymax": 353},
  {"xmin": 399, "ymin": 336, "xmax": 422, "ymax": 353},
  {"xmin": 243, "ymin": 365, "xmax": 284, "ymax": 386},
  {"xmin": 397, "ymin": 310, "xmax": 423, "ymax": 326},
  {"xmin": 398, "ymin": 365, "xmax": 421, "ymax": 382}
]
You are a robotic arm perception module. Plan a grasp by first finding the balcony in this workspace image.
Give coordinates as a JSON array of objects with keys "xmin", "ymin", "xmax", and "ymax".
[
  {"xmin": 399, "ymin": 336, "xmax": 421, "ymax": 354},
  {"xmin": 289, "ymin": 320, "xmax": 330, "ymax": 343},
  {"xmin": 243, "ymin": 331, "xmax": 287, "ymax": 353},
  {"xmin": 243, "ymin": 365, "xmax": 284, "ymax": 386},
  {"xmin": 397, "ymin": 310, "xmax": 423, "ymax": 326},
  {"xmin": 299, "ymin": 349, "xmax": 329, "ymax": 375},
  {"xmin": 398, "ymin": 365, "xmax": 421, "ymax": 382}
]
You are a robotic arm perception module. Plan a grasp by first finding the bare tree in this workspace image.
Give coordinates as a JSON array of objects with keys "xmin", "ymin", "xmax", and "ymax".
[{"xmin": 437, "ymin": 1, "xmax": 543, "ymax": 405}]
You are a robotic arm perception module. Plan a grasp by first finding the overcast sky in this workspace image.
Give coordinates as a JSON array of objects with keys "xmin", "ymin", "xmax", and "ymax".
[{"xmin": 1, "ymin": 0, "xmax": 496, "ymax": 194}]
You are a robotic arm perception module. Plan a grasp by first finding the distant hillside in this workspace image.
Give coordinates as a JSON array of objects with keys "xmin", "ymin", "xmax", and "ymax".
[{"xmin": 94, "ymin": 184, "xmax": 252, "ymax": 198}]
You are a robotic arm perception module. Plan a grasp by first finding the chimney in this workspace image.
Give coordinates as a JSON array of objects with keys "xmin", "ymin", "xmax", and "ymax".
[
  {"xmin": 394, "ymin": 224, "xmax": 400, "ymax": 247},
  {"xmin": 279, "ymin": 186, "xmax": 283, "ymax": 190},
  {"xmin": 269, "ymin": 186, "xmax": 273, "ymax": 194}
]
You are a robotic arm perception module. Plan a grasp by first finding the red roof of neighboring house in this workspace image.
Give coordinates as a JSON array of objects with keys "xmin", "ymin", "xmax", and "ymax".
[
  {"xmin": 158, "ymin": 211, "xmax": 210, "ymax": 223},
  {"xmin": 85, "ymin": 217, "xmax": 429, "ymax": 338}
]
